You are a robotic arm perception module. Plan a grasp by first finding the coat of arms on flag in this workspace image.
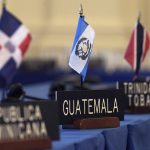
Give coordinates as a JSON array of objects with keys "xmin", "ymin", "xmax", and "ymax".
[
  {"xmin": 0, "ymin": 6, "xmax": 32, "ymax": 83},
  {"xmin": 124, "ymin": 20, "xmax": 150, "ymax": 77},
  {"xmin": 69, "ymin": 16, "xmax": 95, "ymax": 81}
]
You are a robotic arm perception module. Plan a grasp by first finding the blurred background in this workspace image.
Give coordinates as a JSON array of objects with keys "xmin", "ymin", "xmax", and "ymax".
[{"xmin": 1, "ymin": 0, "xmax": 150, "ymax": 86}]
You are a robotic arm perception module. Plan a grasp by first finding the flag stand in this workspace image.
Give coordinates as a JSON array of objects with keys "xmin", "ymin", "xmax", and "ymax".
[
  {"xmin": 80, "ymin": 76, "xmax": 83, "ymax": 89},
  {"xmin": 62, "ymin": 4, "xmax": 121, "ymax": 130},
  {"xmin": 62, "ymin": 117, "xmax": 120, "ymax": 129},
  {"xmin": 0, "ymin": 137, "xmax": 51, "ymax": 150},
  {"xmin": 0, "ymin": 3, "xmax": 52, "ymax": 149},
  {"xmin": 132, "ymin": 74, "xmax": 138, "ymax": 81}
]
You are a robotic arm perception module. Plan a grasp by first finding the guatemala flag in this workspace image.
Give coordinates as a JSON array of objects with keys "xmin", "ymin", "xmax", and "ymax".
[
  {"xmin": 124, "ymin": 21, "xmax": 150, "ymax": 76},
  {"xmin": 0, "ymin": 6, "xmax": 32, "ymax": 84},
  {"xmin": 69, "ymin": 16, "xmax": 95, "ymax": 81}
]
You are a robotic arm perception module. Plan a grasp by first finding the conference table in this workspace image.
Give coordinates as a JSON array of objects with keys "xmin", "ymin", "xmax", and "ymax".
[
  {"xmin": 51, "ymin": 114, "xmax": 150, "ymax": 150},
  {"xmin": 23, "ymin": 83, "xmax": 150, "ymax": 150},
  {"xmin": 1, "ymin": 82, "xmax": 150, "ymax": 150},
  {"xmin": 21, "ymin": 82, "xmax": 150, "ymax": 150}
]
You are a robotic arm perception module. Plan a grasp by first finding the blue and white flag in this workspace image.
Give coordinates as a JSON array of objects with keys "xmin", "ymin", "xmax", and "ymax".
[
  {"xmin": 69, "ymin": 16, "xmax": 95, "ymax": 81},
  {"xmin": 0, "ymin": 6, "xmax": 32, "ymax": 84}
]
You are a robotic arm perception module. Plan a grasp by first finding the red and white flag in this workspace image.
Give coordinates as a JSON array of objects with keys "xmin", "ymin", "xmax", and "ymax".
[
  {"xmin": 0, "ymin": 6, "xmax": 32, "ymax": 83},
  {"xmin": 124, "ymin": 21, "xmax": 150, "ymax": 75}
]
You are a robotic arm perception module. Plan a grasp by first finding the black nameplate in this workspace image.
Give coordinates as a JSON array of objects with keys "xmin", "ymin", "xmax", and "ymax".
[
  {"xmin": 0, "ymin": 101, "xmax": 59, "ymax": 141},
  {"xmin": 117, "ymin": 81, "xmax": 150, "ymax": 112},
  {"xmin": 56, "ymin": 90, "xmax": 124, "ymax": 124}
]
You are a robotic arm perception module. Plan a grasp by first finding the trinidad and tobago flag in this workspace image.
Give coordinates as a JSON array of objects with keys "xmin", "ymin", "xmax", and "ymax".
[{"xmin": 124, "ymin": 21, "xmax": 150, "ymax": 76}]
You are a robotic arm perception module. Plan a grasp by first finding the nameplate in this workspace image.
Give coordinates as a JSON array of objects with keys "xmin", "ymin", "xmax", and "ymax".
[
  {"xmin": 0, "ymin": 101, "xmax": 59, "ymax": 141},
  {"xmin": 117, "ymin": 81, "xmax": 150, "ymax": 112},
  {"xmin": 56, "ymin": 90, "xmax": 124, "ymax": 124}
]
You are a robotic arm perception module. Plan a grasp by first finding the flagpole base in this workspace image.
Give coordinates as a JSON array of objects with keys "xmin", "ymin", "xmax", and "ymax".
[
  {"xmin": 62, "ymin": 117, "xmax": 120, "ymax": 129},
  {"xmin": 0, "ymin": 137, "xmax": 51, "ymax": 150}
]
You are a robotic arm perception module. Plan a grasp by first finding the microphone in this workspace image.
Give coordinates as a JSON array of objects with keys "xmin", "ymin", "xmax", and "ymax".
[
  {"xmin": 48, "ymin": 82, "xmax": 65, "ymax": 99},
  {"xmin": 3, "ymin": 83, "xmax": 46, "ymax": 103}
]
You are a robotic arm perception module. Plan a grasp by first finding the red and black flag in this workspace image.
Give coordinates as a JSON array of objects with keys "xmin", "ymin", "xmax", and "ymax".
[{"xmin": 124, "ymin": 21, "xmax": 150, "ymax": 76}]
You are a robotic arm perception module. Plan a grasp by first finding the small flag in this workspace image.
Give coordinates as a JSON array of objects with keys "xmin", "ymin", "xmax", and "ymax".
[
  {"xmin": 124, "ymin": 21, "xmax": 150, "ymax": 76},
  {"xmin": 69, "ymin": 16, "xmax": 95, "ymax": 81},
  {"xmin": 0, "ymin": 6, "xmax": 32, "ymax": 83}
]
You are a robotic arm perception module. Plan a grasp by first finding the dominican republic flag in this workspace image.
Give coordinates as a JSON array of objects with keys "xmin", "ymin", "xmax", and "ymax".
[
  {"xmin": 0, "ymin": 6, "xmax": 32, "ymax": 83},
  {"xmin": 69, "ymin": 16, "xmax": 95, "ymax": 81},
  {"xmin": 124, "ymin": 21, "xmax": 150, "ymax": 76}
]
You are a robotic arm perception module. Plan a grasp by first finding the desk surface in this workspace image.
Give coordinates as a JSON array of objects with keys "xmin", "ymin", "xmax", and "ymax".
[
  {"xmin": 52, "ymin": 114, "xmax": 150, "ymax": 150},
  {"xmin": 1, "ymin": 83, "xmax": 150, "ymax": 150}
]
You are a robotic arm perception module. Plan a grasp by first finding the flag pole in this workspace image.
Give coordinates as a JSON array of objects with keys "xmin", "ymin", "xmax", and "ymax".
[
  {"xmin": 79, "ymin": 3, "xmax": 84, "ymax": 17},
  {"xmin": 2, "ymin": 85, "xmax": 6, "ymax": 101},
  {"xmin": 79, "ymin": 4, "xmax": 84, "ymax": 89},
  {"xmin": 2, "ymin": 0, "xmax": 6, "ymax": 7},
  {"xmin": 133, "ymin": 12, "xmax": 142, "ymax": 81},
  {"xmin": 138, "ymin": 11, "xmax": 141, "ymax": 22},
  {"xmin": 0, "ymin": 78, "xmax": 6, "ymax": 102},
  {"xmin": 0, "ymin": 0, "xmax": 7, "ymax": 102},
  {"xmin": 80, "ymin": 76, "xmax": 83, "ymax": 89}
]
